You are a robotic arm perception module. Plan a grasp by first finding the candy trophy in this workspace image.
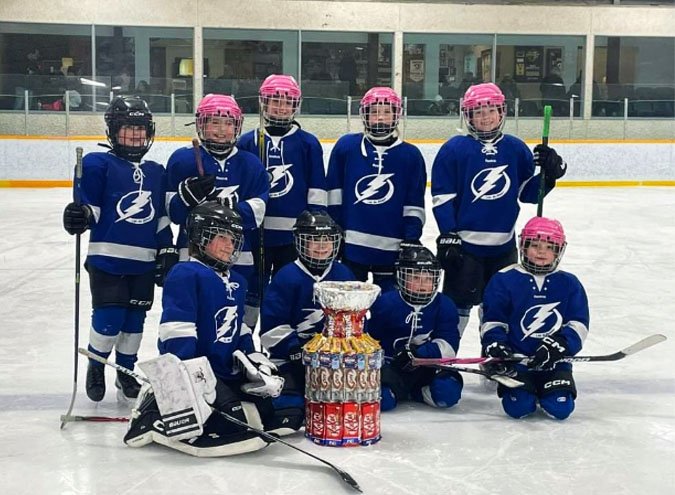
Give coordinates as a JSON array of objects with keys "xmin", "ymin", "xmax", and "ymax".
[{"xmin": 303, "ymin": 281, "xmax": 383, "ymax": 446}]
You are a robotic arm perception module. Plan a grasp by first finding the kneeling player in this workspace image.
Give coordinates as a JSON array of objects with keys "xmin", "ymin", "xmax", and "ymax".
[
  {"xmin": 367, "ymin": 245, "xmax": 463, "ymax": 411},
  {"xmin": 260, "ymin": 210, "xmax": 355, "ymax": 434},
  {"xmin": 124, "ymin": 202, "xmax": 288, "ymax": 456},
  {"xmin": 480, "ymin": 217, "xmax": 590, "ymax": 420}
]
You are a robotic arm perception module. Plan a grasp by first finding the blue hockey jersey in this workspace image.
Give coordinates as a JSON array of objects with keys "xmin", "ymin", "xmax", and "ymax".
[
  {"xmin": 367, "ymin": 290, "xmax": 460, "ymax": 360},
  {"xmin": 327, "ymin": 133, "xmax": 426, "ymax": 266},
  {"xmin": 260, "ymin": 260, "xmax": 355, "ymax": 369},
  {"xmin": 77, "ymin": 151, "xmax": 172, "ymax": 275},
  {"xmin": 166, "ymin": 145, "xmax": 269, "ymax": 270},
  {"xmin": 431, "ymin": 134, "xmax": 552, "ymax": 257},
  {"xmin": 238, "ymin": 126, "xmax": 327, "ymax": 247},
  {"xmin": 158, "ymin": 259, "xmax": 255, "ymax": 381},
  {"xmin": 480, "ymin": 264, "xmax": 590, "ymax": 368}
]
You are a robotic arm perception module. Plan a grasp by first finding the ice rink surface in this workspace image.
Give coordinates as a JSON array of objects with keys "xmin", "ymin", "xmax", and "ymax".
[{"xmin": 1, "ymin": 186, "xmax": 674, "ymax": 495}]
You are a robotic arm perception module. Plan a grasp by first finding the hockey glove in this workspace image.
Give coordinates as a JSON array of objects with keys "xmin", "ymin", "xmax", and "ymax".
[
  {"xmin": 178, "ymin": 174, "xmax": 216, "ymax": 208},
  {"xmin": 63, "ymin": 202, "xmax": 92, "ymax": 235},
  {"xmin": 206, "ymin": 190, "xmax": 236, "ymax": 210},
  {"xmin": 391, "ymin": 344, "xmax": 417, "ymax": 373},
  {"xmin": 436, "ymin": 232, "xmax": 462, "ymax": 269},
  {"xmin": 533, "ymin": 144, "xmax": 567, "ymax": 188},
  {"xmin": 155, "ymin": 247, "xmax": 180, "ymax": 287},
  {"xmin": 530, "ymin": 334, "xmax": 568, "ymax": 370},
  {"xmin": 483, "ymin": 341, "xmax": 516, "ymax": 376},
  {"xmin": 233, "ymin": 350, "xmax": 284, "ymax": 398}
]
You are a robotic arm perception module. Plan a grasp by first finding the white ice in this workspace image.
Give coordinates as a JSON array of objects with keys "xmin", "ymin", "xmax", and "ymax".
[{"xmin": 1, "ymin": 187, "xmax": 674, "ymax": 495}]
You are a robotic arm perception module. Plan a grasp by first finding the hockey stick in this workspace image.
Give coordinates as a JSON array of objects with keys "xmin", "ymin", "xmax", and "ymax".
[
  {"xmin": 536, "ymin": 105, "xmax": 552, "ymax": 217},
  {"xmin": 79, "ymin": 347, "xmax": 362, "ymax": 493},
  {"xmin": 412, "ymin": 334, "xmax": 667, "ymax": 367},
  {"xmin": 60, "ymin": 146, "xmax": 84, "ymax": 430},
  {"xmin": 256, "ymin": 106, "xmax": 266, "ymax": 308},
  {"xmin": 60, "ymin": 414, "xmax": 129, "ymax": 423},
  {"xmin": 191, "ymin": 138, "xmax": 205, "ymax": 176},
  {"xmin": 427, "ymin": 364, "xmax": 524, "ymax": 389}
]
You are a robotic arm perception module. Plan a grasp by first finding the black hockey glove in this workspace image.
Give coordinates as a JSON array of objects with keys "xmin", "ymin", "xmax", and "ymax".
[
  {"xmin": 483, "ymin": 341, "xmax": 516, "ymax": 376},
  {"xmin": 178, "ymin": 174, "xmax": 216, "ymax": 208},
  {"xmin": 63, "ymin": 202, "xmax": 92, "ymax": 235},
  {"xmin": 533, "ymin": 144, "xmax": 567, "ymax": 188},
  {"xmin": 391, "ymin": 344, "xmax": 417, "ymax": 373},
  {"xmin": 530, "ymin": 334, "xmax": 568, "ymax": 370},
  {"xmin": 436, "ymin": 232, "xmax": 462, "ymax": 268},
  {"xmin": 154, "ymin": 247, "xmax": 180, "ymax": 287},
  {"xmin": 205, "ymin": 191, "xmax": 236, "ymax": 211}
]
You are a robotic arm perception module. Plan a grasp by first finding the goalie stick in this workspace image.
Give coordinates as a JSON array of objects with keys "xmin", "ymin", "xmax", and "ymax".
[
  {"xmin": 412, "ymin": 334, "xmax": 667, "ymax": 367},
  {"xmin": 60, "ymin": 414, "xmax": 129, "ymax": 423},
  {"xmin": 79, "ymin": 348, "xmax": 362, "ymax": 493}
]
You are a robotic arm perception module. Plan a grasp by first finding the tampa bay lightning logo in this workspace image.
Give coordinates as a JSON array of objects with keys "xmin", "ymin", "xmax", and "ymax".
[
  {"xmin": 214, "ymin": 185, "xmax": 240, "ymax": 204},
  {"xmin": 115, "ymin": 190, "xmax": 155, "ymax": 224},
  {"xmin": 354, "ymin": 173, "xmax": 395, "ymax": 205},
  {"xmin": 296, "ymin": 308, "xmax": 324, "ymax": 338},
  {"xmin": 268, "ymin": 164, "xmax": 294, "ymax": 198},
  {"xmin": 470, "ymin": 165, "xmax": 510, "ymax": 203},
  {"xmin": 520, "ymin": 302, "xmax": 563, "ymax": 340},
  {"xmin": 214, "ymin": 305, "xmax": 238, "ymax": 344}
]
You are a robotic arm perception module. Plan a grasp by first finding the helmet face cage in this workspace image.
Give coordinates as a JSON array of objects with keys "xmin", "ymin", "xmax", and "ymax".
[
  {"xmin": 396, "ymin": 266, "xmax": 441, "ymax": 306},
  {"xmin": 518, "ymin": 217, "xmax": 567, "ymax": 275},
  {"xmin": 259, "ymin": 75, "xmax": 302, "ymax": 127},
  {"xmin": 105, "ymin": 97, "xmax": 155, "ymax": 162},
  {"xmin": 193, "ymin": 224, "xmax": 244, "ymax": 272},
  {"xmin": 294, "ymin": 231, "xmax": 341, "ymax": 271},
  {"xmin": 359, "ymin": 88, "xmax": 402, "ymax": 140},
  {"xmin": 461, "ymin": 83, "xmax": 506, "ymax": 141},
  {"xmin": 196, "ymin": 95, "xmax": 243, "ymax": 156}
]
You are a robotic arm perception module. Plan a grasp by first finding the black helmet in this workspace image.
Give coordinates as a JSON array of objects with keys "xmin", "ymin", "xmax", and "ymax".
[
  {"xmin": 395, "ymin": 245, "xmax": 442, "ymax": 306},
  {"xmin": 104, "ymin": 96, "xmax": 155, "ymax": 162},
  {"xmin": 187, "ymin": 201, "xmax": 244, "ymax": 272},
  {"xmin": 292, "ymin": 210, "xmax": 341, "ymax": 271}
]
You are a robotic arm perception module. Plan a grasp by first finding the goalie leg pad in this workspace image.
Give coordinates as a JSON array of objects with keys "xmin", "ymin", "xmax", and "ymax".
[
  {"xmin": 124, "ymin": 384, "xmax": 164, "ymax": 448},
  {"xmin": 152, "ymin": 401, "xmax": 269, "ymax": 457},
  {"xmin": 137, "ymin": 354, "xmax": 216, "ymax": 441}
]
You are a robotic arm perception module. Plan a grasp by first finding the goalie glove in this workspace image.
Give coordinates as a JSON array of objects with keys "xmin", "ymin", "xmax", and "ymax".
[{"xmin": 233, "ymin": 350, "xmax": 284, "ymax": 398}]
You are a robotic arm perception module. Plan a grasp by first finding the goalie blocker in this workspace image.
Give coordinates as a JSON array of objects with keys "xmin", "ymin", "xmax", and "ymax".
[{"xmin": 124, "ymin": 353, "xmax": 300, "ymax": 457}]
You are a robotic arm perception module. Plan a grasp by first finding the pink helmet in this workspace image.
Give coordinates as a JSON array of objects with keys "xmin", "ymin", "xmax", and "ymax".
[
  {"xmin": 195, "ymin": 94, "xmax": 243, "ymax": 156},
  {"xmin": 461, "ymin": 83, "xmax": 506, "ymax": 141},
  {"xmin": 359, "ymin": 87, "xmax": 402, "ymax": 141},
  {"xmin": 519, "ymin": 216, "xmax": 567, "ymax": 274},
  {"xmin": 259, "ymin": 74, "xmax": 302, "ymax": 127}
]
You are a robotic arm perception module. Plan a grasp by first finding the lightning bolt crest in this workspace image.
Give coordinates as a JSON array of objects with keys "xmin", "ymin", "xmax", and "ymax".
[
  {"xmin": 522, "ymin": 302, "xmax": 560, "ymax": 339},
  {"xmin": 116, "ymin": 191, "xmax": 151, "ymax": 222},
  {"xmin": 215, "ymin": 305, "xmax": 238, "ymax": 343},
  {"xmin": 473, "ymin": 165, "xmax": 508, "ymax": 202},
  {"xmin": 269, "ymin": 164, "xmax": 293, "ymax": 189},
  {"xmin": 296, "ymin": 309, "xmax": 325, "ymax": 336},
  {"xmin": 355, "ymin": 173, "xmax": 394, "ymax": 204}
]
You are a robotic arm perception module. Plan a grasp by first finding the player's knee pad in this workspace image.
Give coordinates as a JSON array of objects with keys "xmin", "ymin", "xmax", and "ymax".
[
  {"xmin": 268, "ymin": 394, "xmax": 305, "ymax": 436},
  {"xmin": 537, "ymin": 370, "xmax": 577, "ymax": 400},
  {"xmin": 419, "ymin": 371, "xmax": 463, "ymax": 409},
  {"xmin": 380, "ymin": 386, "xmax": 398, "ymax": 412},
  {"xmin": 501, "ymin": 388, "xmax": 538, "ymax": 419},
  {"xmin": 540, "ymin": 392, "xmax": 575, "ymax": 420}
]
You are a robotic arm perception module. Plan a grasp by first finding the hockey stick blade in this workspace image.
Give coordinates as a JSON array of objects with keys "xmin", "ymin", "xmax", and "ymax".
[
  {"xmin": 61, "ymin": 414, "xmax": 129, "ymax": 423},
  {"xmin": 430, "ymin": 364, "xmax": 524, "ymax": 389},
  {"xmin": 79, "ymin": 348, "xmax": 363, "ymax": 493},
  {"xmin": 413, "ymin": 334, "xmax": 667, "ymax": 366}
]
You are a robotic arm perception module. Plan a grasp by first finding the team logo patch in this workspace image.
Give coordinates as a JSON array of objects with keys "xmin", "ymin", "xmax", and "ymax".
[
  {"xmin": 214, "ymin": 305, "xmax": 238, "ymax": 344},
  {"xmin": 296, "ymin": 308, "xmax": 325, "ymax": 338},
  {"xmin": 115, "ymin": 190, "xmax": 155, "ymax": 224},
  {"xmin": 214, "ymin": 185, "xmax": 240, "ymax": 204},
  {"xmin": 354, "ymin": 173, "xmax": 395, "ymax": 205},
  {"xmin": 268, "ymin": 164, "xmax": 294, "ymax": 198},
  {"xmin": 520, "ymin": 302, "xmax": 562, "ymax": 339},
  {"xmin": 470, "ymin": 165, "xmax": 510, "ymax": 202}
]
